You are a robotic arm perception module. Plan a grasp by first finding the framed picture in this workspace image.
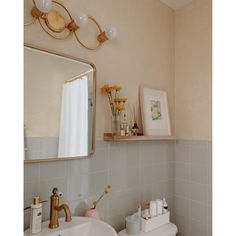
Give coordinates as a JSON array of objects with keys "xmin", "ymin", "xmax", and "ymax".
[{"xmin": 140, "ymin": 87, "xmax": 171, "ymax": 136}]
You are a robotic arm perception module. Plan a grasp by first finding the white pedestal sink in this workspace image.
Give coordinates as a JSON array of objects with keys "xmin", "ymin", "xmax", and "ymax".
[{"xmin": 24, "ymin": 217, "xmax": 118, "ymax": 236}]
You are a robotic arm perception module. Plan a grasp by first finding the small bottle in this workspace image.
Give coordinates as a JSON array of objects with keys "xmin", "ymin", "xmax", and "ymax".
[
  {"xmin": 125, "ymin": 124, "xmax": 130, "ymax": 136},
  {"xmin": 132, "ymin": 123, "xmax": 139, "ymax": 136},
  {"xmin": 162, "ymin": 198, "xmax": 168, "ymax": 214},
  {"xmin": 120, "ymin": 124, "xmax": 125, "ymax": 136},
  {"xmin": 138, "ymin": 205, "xmax": 141, "ymax": 218},
  {"xmin": 121, "ymin": 111, "xmax": 128, "ymax": 124},
  {"xmin": 30, "ymin": 196, "xmax": 42, "ymax": 234},
  {"xmin": 156, "ymin": 199, "xmax": 163, "ymax": 215},
  {"xmin": 142, "ymin": 209, "xmax": 150, "ymax": 220},
  {"xmin": 149, "ymin": 201, "xmax": 157, "ymax": 218}
]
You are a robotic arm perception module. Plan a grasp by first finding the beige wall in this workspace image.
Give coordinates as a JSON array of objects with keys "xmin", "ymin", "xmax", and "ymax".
[
  {"xmin": 24, "ymin": 0, "xmax": 212, "ymax": 141},
  {"xmin": 24, "ymin": 0, "xmax": 175, "ymax": 140},
  {"xmin": 175, "ymin": 0, "xmax": 212, "ymax": 140}
]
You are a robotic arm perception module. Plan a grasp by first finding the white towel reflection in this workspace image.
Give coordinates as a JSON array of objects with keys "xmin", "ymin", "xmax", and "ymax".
[{"xmin": 58, "ymin": 76, "xmax": 88, "ymax": 157}]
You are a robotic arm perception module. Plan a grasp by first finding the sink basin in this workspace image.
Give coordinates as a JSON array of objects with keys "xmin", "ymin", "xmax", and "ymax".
[{"xmin": 24, "ymin": 217, "xmax": 117, "ymax": 236}]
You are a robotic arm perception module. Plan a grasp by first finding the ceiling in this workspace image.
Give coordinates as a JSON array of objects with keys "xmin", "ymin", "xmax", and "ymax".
[{"xmin": 159, "ymin": 0, "xmax": 193, "ymax": 10}]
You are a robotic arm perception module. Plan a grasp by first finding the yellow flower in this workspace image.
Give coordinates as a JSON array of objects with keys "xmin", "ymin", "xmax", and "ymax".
[
  {"xmin": 110, "ymin": 86, "xmax": 118, "ymax": 91},
  {"xmin": 104, "ymin": 185, "xmax": 112, "ymax": 194},
  {"xmin": 114, "ymin": 86, "xmax": 122, "ymax": 91},
  {"xmin": 114, "ymin": 98, "xmax": 127, "ymax": 103},
  {"xmin": 114, "ymin": 98, "xmax": 122, "ymax": 103},
  {"xmin": 120, "ymin": 98, "xmax": 127, "ymax": 103},
  {"xmin": 100, "ymin": 84, "xmax": 109, "ymax": 93},
  {"xmin": 92, "ymin": 185, "xmax": 112, "ymax": 209},
  {"xmin": 116, "ymin": 105, "xmax": 125, "ymax": 111},
  {"xmin": 106, "ymin": 87, "xmax": 115, "ymax": 93}
]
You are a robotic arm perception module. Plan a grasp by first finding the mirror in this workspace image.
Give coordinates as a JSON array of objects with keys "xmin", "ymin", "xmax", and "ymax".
[{"xmin": 24, "ymin": 45, "xmax": 96, "ymax": 163}]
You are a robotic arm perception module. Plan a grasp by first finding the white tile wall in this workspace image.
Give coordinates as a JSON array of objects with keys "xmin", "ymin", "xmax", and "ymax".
[
  {"xmin": 174, "ymin": 140, "xmax": 212, "ymax": 236},
  {"xmin": 24, "ymin": 140, "xmax": 212, "ymax": 236},
  {"xmin": 24, "ymin": 140, "xmax": 175, "ymax": 232}
]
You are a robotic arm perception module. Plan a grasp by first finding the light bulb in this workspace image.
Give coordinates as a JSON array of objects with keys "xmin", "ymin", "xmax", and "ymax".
[
  {"xmin": 35, "ymin": 0, "xmax": 52, "ymax": 13},
  {"xmin": 105, "ymin": 27, "xmax": 117, "ymax": 40},
  {"xmin": 76, "ymin": 12, "xmax": 88, "ymax": 27}
]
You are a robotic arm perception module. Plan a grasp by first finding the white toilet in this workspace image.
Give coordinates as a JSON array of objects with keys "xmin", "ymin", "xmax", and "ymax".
[{"xmin": 118, "ymin": 223, "xmax": 178, "ymax": 236}]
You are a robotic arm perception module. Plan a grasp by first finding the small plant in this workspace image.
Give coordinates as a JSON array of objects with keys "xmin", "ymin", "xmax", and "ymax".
[{"xmin": 92, "ymin": 185, "xmax": 112, "ymax": 209}]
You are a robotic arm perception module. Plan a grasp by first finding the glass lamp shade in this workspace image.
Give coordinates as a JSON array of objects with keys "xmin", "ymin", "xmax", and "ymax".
[
  {"xmin": 35, "ymin": 0, "xmax": 52, "ymax": 13},
  {"xmin": 105, "ymin": 27, "xmax": 117, "ymax": 40},
  {"xmin": 76, "ymin": 12, "xmax": 88, "ymax": 27}
]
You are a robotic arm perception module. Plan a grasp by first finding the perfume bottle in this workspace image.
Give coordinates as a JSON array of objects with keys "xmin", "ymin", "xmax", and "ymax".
[{"xmin": 132, "ymin": 122, "xmax": 139, "ymax": 136}]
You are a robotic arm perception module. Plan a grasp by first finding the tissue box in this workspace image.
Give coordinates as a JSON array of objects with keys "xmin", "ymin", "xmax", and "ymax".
[{"xmin": 141, "ymin": 212, "xmax": 170, "ymax": 232}]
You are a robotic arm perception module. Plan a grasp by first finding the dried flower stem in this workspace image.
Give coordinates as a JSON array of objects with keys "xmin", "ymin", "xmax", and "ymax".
[{"xmin": 92, "ymin": 185, "xmax": 111, "ymax": 209}]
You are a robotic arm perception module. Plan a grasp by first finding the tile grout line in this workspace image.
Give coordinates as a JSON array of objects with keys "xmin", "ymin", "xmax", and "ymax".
[
  {"xmin": 107, "ymin": 142, "xmax": 111, "ymax": 219},
  {"xmin": 206, "ymin": 141, "xmax": 210, "ymax": 236},
  {"xmin": 187, "ymin": 142, "xmax": 192, "ymax": 235}
]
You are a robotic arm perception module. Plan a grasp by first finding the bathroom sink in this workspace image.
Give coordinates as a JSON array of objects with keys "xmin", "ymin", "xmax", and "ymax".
[{"xmin": 24, "ymin": 216, "xmax": 117, "ymax": 236}]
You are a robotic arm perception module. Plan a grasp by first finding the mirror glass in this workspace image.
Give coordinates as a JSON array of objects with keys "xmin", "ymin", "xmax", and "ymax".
[{"xmin": 24, "ymin": 46, "xmax": 96, "ymax": 162}]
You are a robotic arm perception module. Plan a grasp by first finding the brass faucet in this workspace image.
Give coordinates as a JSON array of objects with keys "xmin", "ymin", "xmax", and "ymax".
[{"xmin": 48, "ymin": 187, "xmax": 72, "ymax": 229}]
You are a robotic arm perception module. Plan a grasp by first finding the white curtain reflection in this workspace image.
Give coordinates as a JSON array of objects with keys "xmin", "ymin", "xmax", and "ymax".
[{"xmin": 58, "ymin": 76, "xmax": 88, "ymax": 157}]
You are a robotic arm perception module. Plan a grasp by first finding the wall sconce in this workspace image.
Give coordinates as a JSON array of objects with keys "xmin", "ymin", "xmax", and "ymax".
[{"xmin": 24, "ymin": 0, "xmax": 117, "ymax": 50}]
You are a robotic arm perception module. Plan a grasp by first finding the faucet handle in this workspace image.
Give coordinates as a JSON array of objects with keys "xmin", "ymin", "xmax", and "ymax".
[
  {"xmin": 52, "ymin": 187, "xmax": 58, "ymax": 195},
  {"xmin": 52, "ymin": 187, "xmax": 63, "ymax": 197}
]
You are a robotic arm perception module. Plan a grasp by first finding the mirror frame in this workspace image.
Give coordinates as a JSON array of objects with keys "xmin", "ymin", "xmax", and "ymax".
[{"xmin": 24, "ymin": 44, "xmax": 96, "ymax": 164}]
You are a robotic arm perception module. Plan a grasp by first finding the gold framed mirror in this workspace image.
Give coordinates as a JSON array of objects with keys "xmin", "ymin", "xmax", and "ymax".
[{"xmin": 24, "ymin": 44, "xmax": 96, "ymax": 163}]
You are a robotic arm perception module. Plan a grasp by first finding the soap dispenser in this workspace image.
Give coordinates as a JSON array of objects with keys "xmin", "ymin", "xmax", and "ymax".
[{"xmin": 30, "ymin": 196, "xmax": 42, "ymax": 234}]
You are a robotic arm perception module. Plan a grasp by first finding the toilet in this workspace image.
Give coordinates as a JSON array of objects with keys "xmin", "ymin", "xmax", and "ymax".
[{"xmin": 118, "ymin": 223, "xmax": 178, "ymax": 236}]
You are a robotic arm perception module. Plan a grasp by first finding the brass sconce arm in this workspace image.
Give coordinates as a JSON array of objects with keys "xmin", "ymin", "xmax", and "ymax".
[
  {"xmin": 24, "ymin": 0, "xmax": 117, "ymax": 51},
  {"xmin": 97, "ymin": 32, "xmax": 109, "ymax": 43},
  {"xmin": 67, "ymin": 20, "xmax": 79, "ymax": 32},
  {"xmin": 31, "ymin": 6, "xmax": 45, "ymax": 19}
]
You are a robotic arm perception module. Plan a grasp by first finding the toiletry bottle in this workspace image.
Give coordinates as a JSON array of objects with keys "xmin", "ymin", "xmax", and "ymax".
[
  {"xmin": 120, "ymin": 124, "xmax": 125, "ymax": 136},
  {"xmin": 149, "ymin": 201, "xmax": 157, "ymax": 218},
  {"xmin": 142, "ymin": 209, "xmax": 150, "ymax": 220},
  {"xmin": 162, "ymin": 198, "xmax": 168, "ymax": 214},
  {"xmin": 30, "ymin": 196, "xmax": 42, "ymax": 234},
  {"xmin": 156, "ymin": 199, "xmax": 163, "ymax": 215},
  {"xmin": 125, "ymin": 124, "xmax": 130, "ymax": 136},
  {"xmin": 138, "ymin": 204, "xmax": 141, "ymax": 218}
]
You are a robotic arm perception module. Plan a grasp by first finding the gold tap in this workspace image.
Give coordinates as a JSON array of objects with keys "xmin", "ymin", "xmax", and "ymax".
[{"xmin": 48, "ymin": 187, "xmax": 72, "ymax": 229}]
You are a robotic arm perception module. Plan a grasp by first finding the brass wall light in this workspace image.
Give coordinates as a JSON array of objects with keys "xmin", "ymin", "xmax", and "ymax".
[{"xmin": 24, "ymin": 0, "xmax": 117, "ymax": 50}]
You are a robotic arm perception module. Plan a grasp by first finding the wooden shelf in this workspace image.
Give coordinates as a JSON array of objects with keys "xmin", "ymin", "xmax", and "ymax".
[{"xmin": 104, "ymin": 133, "xmax": 176, "ymax": 141}]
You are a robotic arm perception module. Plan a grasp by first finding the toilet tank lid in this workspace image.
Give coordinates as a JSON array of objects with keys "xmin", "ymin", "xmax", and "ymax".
[
  {"xmin": 150, "ymin": 223, "xmax": 178, "ymax": 236},
  {"xmin": 118, "ymin": 223, "xmax": 178, "ymax": 236}
]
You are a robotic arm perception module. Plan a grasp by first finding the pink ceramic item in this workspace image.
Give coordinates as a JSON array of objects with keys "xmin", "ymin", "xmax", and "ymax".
[{"xmin": 84, "ymin": 208, "xmax": 101, "ymax": 220}]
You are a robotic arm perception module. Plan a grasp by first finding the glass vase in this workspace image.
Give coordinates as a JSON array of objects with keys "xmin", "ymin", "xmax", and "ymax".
[{"xmin": 111, "ymin": 114, "xmax": 121, "ymax": 136}]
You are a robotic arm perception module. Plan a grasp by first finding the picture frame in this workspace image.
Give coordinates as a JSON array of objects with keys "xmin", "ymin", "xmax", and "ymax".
[{"xmin": 140, "ymin": 86, "xmax": 171, "ymax": 136}]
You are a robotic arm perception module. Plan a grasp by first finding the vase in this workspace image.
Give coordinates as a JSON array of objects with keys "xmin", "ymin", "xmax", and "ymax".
[
  {"xmin": 84, "ymin": 208, "xmax": 101, "ymax": 220},
  {"xmin": 111, "ymin": 114, "xmax": 121, "ymax": 136}
]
